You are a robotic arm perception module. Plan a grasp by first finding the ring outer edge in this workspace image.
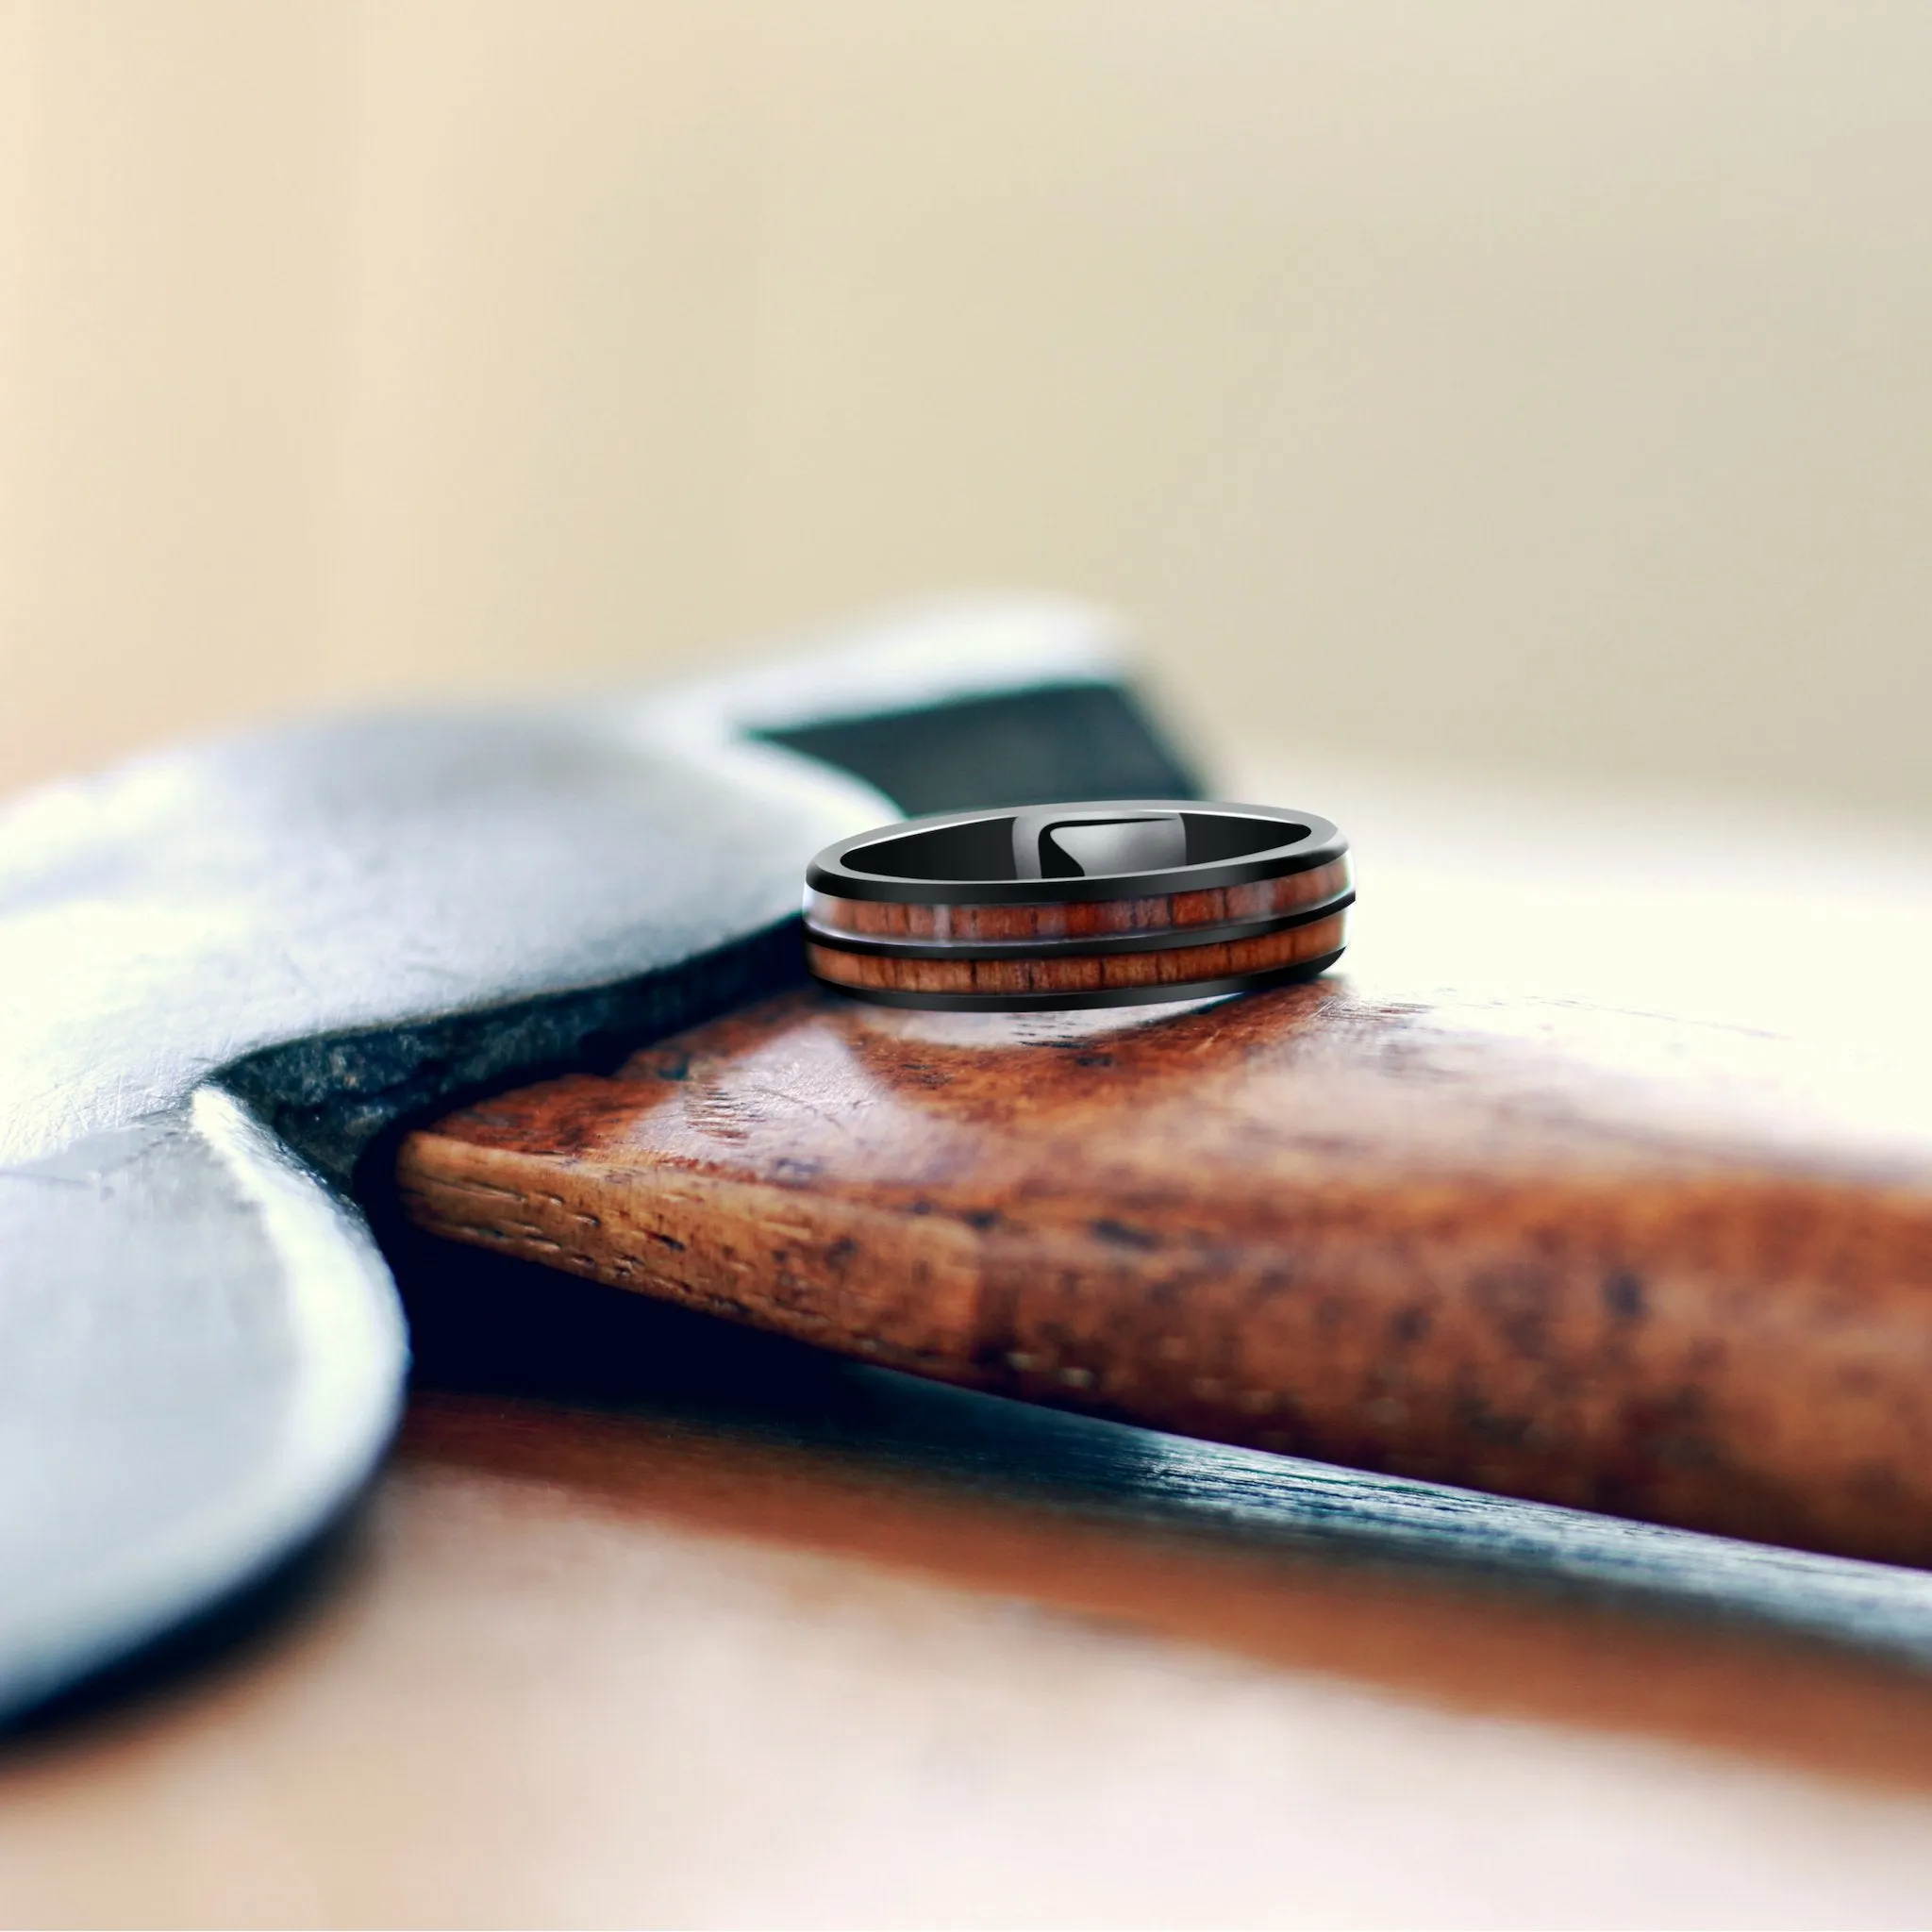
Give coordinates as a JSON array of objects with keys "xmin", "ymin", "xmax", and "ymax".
[{"xmin": 807, "ymin": 802, "xmax": 1347, "ymax": 906}]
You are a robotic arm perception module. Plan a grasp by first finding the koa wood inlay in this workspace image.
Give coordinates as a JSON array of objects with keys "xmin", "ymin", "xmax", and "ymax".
[{"xmin": 801, "ymin": 800, "xmax": 1352, "ymax": 1009}]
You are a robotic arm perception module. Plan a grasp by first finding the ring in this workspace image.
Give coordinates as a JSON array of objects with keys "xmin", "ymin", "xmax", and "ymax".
[{"xmin": 803, "ymin": 801, "xmax": 1352, "ymax": 1011}]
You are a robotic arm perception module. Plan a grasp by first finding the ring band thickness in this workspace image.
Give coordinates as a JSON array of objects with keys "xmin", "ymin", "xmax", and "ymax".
[{"xmin": 803, "ymin": 801, "xmax": 1350, "ymax": 1011}]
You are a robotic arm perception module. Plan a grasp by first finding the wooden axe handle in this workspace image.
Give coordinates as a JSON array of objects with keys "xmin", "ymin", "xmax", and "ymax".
[{"xmin": 395, "ymin": 977, "xmax": 1932, "ymax": 1567}]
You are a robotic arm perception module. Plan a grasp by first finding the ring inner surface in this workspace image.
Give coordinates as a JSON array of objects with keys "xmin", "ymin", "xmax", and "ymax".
[{"xmin": 847, "ymin": 808, "xmax": 1307, "ymax": 885}]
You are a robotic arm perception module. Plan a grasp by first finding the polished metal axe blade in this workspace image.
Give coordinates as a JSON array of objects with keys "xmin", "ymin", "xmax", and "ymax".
[{"xmin": 0, "ymin": 599, "xmax": 1190, "ymax": 1720}]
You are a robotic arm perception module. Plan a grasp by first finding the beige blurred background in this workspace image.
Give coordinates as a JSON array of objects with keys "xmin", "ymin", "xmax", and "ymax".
[{"xmin": 3, "ymin": 0, "xmax": 1929, "ymax": 817}]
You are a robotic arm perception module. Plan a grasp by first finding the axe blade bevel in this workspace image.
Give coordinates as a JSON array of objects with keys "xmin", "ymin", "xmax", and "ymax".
[{"xmin": 0, "ymin": 598, "xmax": 1172, "ymax": 1721}]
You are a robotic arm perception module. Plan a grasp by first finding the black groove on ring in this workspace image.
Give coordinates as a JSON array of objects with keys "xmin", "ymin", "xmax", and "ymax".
[{"xmin": 805, "ymin": 889, "xmax": 1355, "ymax": 962}]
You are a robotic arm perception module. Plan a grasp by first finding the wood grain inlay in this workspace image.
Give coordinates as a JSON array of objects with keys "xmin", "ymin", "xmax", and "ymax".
[
  {"xmin": 806, "ymin": 857, "xmax": 1351, "ymax": 945},
  {"xmin": 806, "ymin": 909, "xmax": 1347, "ymax": 994}
]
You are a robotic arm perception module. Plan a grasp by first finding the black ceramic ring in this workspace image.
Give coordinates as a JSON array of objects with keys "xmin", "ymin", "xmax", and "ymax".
[{"xmin": 804, "ymin": 800, "xmax": 1352, "ymax": 1011}]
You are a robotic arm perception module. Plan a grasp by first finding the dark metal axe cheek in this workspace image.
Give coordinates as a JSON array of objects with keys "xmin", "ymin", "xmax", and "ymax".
[{"xmin": 0, "ymin": 599, "xmax": 1175, "ymax": 1720}]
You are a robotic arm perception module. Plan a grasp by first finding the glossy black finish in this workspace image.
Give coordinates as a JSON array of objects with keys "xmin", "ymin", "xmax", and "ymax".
[
  {"xmin": 808, "ymin": 802, "xmax": 1347, "ymax": 904},
  {"xmin": 806, "ymin": 800, "xmax": 1352, "ymax": 1010}
]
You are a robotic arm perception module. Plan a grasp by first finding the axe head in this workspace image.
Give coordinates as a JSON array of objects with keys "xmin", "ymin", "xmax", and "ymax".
[{"xmin": 0, "ymin": 599, "xmax": 1198, "ymax": 1720}]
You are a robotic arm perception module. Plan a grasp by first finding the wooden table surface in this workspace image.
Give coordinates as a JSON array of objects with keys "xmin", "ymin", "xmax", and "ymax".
[
  {"xmin": 10, "ymin": 1274, "xmax": 1932, "ymax": 1929},
  {"xmin": 8, "ymin": 765, "xmax": 1932, "ymax": 1927}
]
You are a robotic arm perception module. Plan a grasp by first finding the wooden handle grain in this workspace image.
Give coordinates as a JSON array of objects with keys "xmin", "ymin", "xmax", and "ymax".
[{"xmin": 396, "ymin": 978, "xmax": 1932, "ymax": 1566}]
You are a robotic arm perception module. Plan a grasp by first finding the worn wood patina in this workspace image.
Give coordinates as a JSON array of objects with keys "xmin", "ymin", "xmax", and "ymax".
[{"xmin": 400, "ymin": 969, "xmax": 1932, "ymax": 1569}]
